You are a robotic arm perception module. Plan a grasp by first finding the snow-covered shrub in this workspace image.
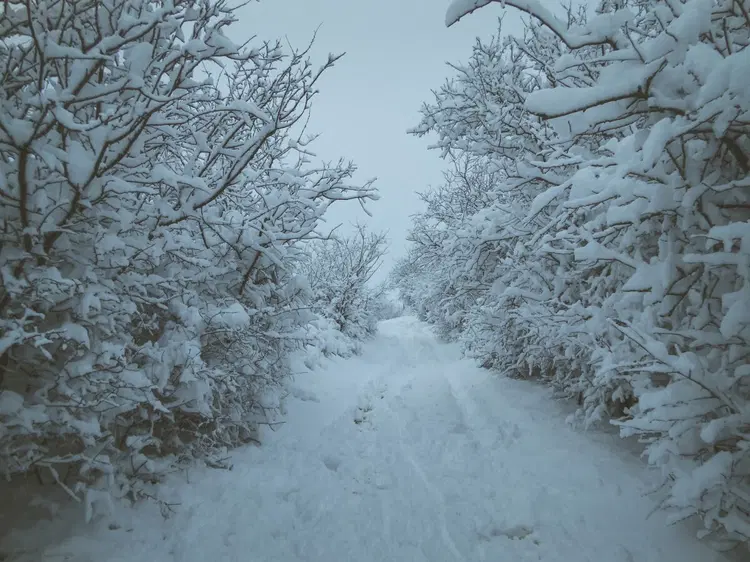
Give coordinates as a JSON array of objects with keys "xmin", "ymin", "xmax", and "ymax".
[
  {"xmin": 368, "ymin": 288, "xmax": 405, "ymax": 322},
  {"xmin": 396, "ymin": 0, "xmax": 750, "ymax": 545},
  {"xmin": 298, "ymin": 226, "xmax": 387, "ymax": 352},
  {"xmin": 0, "ymin": 0, "xmax": 375, "ymax": 508}
]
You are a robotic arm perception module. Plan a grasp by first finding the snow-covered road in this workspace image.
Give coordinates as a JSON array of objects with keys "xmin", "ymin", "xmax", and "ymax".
[{"xmin": 3, "ymin": 317, "xmax": 732, "ymax": 561}]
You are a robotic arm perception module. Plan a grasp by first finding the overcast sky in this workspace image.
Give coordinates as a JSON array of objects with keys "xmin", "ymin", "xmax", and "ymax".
[{"xmin": 230, "ymin": 1, "xmax": 523, "ymax": 282}]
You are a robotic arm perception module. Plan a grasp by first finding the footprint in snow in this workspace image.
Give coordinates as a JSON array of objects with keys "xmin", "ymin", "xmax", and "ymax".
[
  {"xmin": 450, "ymin": 422, "xmax": 469, "ymax": 435},
  {"xmin": 351, "ymin": 379, "xmax": 388, "ymax": 426},
  {"xmin": 478, "ymin": 524, "xmax": 539, "ymax": 545},
  {"xmin": 276, "ymin": 486, "xmax": 300, "ymax": 501},
  {"xmin": 354, "ymin": 406, "xmax": 372, "ymax": 425},
  {"xmin": 497, "ymin": 422, "xmax": 523, "ymax": 446},
  {"xmin": 287, "ymin": 386, "xmax": 320, "ymax": 403},
  {"xmin": 322, "ymin": 455, "xmax": 341, "ymax": 472}
]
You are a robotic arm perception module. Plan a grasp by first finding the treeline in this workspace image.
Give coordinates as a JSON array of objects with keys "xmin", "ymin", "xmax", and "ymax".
[
  {"xmin": 0, "ymin": 0, "xmax": 384, "ymax": 515},
  {"xmin": 393, "ymin": 0, "xmax": 750, "ymax": 546}
]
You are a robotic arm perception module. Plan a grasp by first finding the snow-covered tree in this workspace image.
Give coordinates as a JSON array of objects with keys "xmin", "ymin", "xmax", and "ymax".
[
  {"xmin": 368, "ymin": 288, "xmax": 405, "ymax": 322},
  {"xmin": 299, "ymin": 225, "xmax": 387, "ymax": 350},
  {"xmin": 391, "ymin": 156, "xmax": 499, "ymax": 339},
  {"xmin": 397, "ymin": 0, "xmax": 750, "ymax": 545},
  {"xmin": 0, "ymin": 0, "xmax": 376, "ymax": 512}
]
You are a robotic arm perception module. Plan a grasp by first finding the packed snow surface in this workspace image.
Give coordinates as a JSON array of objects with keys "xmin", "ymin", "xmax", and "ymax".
[{"xmin": 1, "ymin": 317, "xmax": 732, "ymax": 561}]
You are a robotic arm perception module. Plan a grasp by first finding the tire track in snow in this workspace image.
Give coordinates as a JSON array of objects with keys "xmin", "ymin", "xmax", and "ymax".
[
  {"xmin": 388, "ymin": 389, "xmax": 466, "ymax": 562},
  {"xmin": 443, "ymin": 369, "xmax": 514, "ymax": 451}
]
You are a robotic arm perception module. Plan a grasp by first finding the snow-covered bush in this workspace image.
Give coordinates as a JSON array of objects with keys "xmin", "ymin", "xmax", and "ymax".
[
  {"xmin": 298, "ymin": 226, "xmax": 387, "ymax": 352},
  {"xmin": 396, "ymin": 0, "xmax": 750, "ymax": 545},
  {"xmin": 368, "ymin": 288, "xmax": 405, "ymax": 322},
  {"xmin": 0, "ymin": 0, "xmax": 375, "ymax": 509}
]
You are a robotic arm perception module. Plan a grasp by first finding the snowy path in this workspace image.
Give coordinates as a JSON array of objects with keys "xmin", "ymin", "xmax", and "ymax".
[{"xmin": 3, "ymin": 317, "xmax": 731, "ymax": 561}]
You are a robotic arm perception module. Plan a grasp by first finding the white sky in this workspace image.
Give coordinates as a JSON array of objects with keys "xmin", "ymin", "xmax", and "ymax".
[{"xmin": 229, "ymin": 1, "xmax": 523, "ymax": 282}]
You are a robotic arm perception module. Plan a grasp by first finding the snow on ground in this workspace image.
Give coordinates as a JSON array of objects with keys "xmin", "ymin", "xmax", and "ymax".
[{"xmin": 0, "ymin": 317, "xmax": 735, "ymax": 561}]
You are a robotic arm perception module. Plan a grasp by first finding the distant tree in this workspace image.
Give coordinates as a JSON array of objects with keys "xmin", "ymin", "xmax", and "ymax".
[{"xmin": 300, "ymin": 225, "xmax": 387, "ymax": 346}]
